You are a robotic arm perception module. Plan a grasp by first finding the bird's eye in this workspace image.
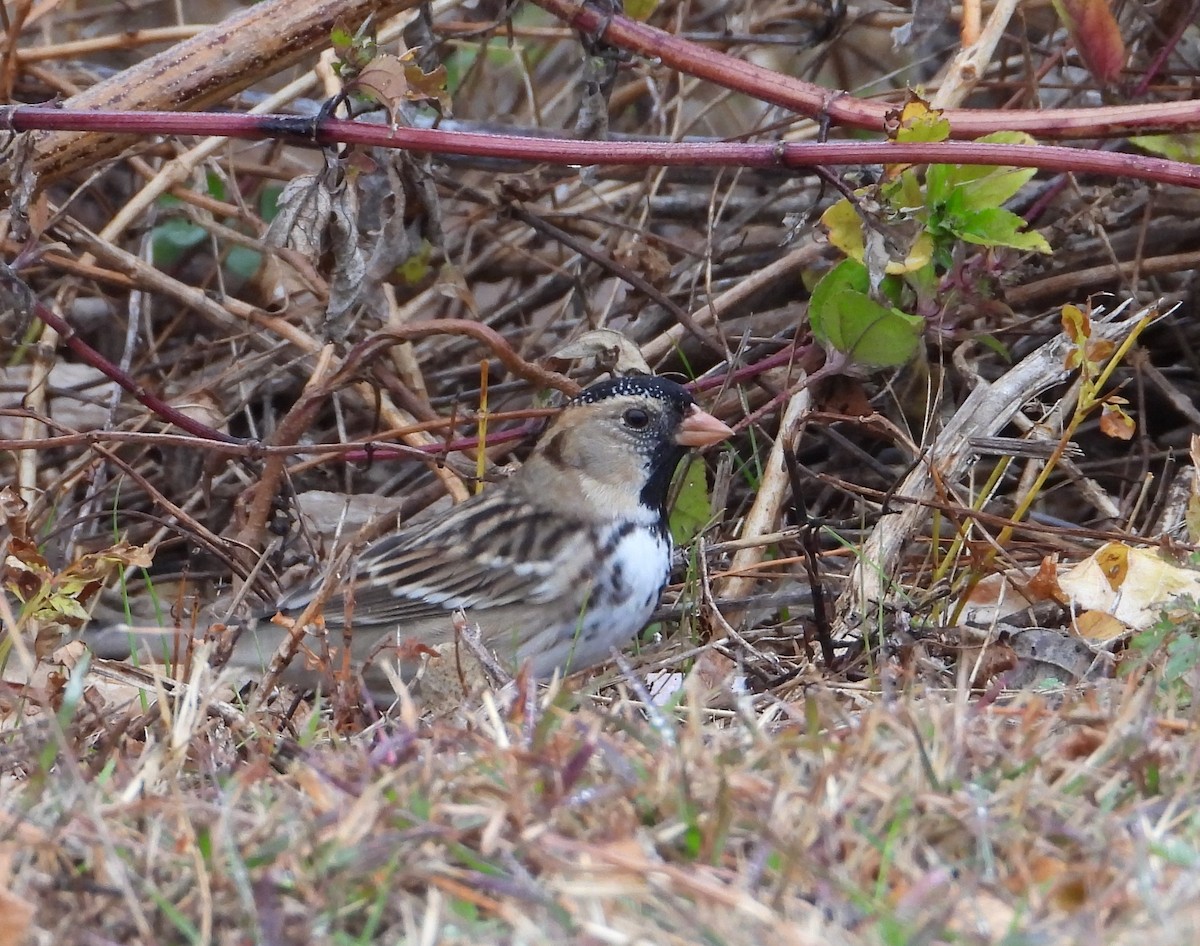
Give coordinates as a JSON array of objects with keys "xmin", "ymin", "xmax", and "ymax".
[{"xmin": 623, "ymin": 407, "xmax": 650, "ymax": 429}]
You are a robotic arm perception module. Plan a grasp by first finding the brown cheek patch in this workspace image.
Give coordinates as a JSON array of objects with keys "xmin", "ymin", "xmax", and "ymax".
[{"xmin": 539, "ymin": 429, "xmax": 569, "ymax": 467}]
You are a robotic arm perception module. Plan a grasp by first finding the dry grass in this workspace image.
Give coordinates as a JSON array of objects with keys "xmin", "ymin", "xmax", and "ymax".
[
  {"xmin": 5, "ymin": 0, "xmax": 1200, "ymax": 943},
  {"xmin": 8, "ymin": 664, "xmax": 1200, "ymax": 944}
]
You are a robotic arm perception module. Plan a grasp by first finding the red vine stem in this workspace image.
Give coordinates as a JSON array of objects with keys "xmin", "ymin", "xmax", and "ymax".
[
  {"xmin": 2, "ymin": 106, "xmax": 1197, "ymax": 189},
  {"xmin": 528, "ymin": 0, "xmax": 1200, "ymax": 141}
]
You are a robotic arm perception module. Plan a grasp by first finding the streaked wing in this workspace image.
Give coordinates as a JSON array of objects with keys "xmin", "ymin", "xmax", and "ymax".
[{"xmin": 276, "ymin": 491, "xmax": 593, "ymax": 630}]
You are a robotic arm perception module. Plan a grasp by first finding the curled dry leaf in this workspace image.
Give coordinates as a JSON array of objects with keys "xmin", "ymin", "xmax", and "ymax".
[
  {"xmin": 265, "ymin": 167, "xmax": 369, "ymax": 328},
  {"xmin": 551, "ymin": 329, "xmax": 652, "ymax": 377},
  {"xmin": 1052, "ymin": 0, "xmax": 1126, "ymax": 84},
  {"xmin": 326, "ymin": 178, "xmax": 367, "ymax": 326},
  {"xmin": 345, "ymin": 47, "xmax": 451, "ymax": 123},
  {"xmin": 1098, "ymin": 400, "xmax": 1135, "ymax": 440},
  {"xmin": 264, "ymin": 173, "xmax": 333, "ymax": 258},
  {"xmin": 957, "ymin": 559, "xmax": 1061, "ymax": 627},
  {"xmin": 1058, "ymin": 542, "xmax": 1200, "ymax": 641},
  {"xmin": 168, "ymin": 389, "xmax": 225, "ymax": 433},
  {"xmin": 351, "ymin": 56, "xmax": 412, "ymax": 123},
  {"xmin": 0, "ymin": 487, "xmax": 30, "ymax": 544}
]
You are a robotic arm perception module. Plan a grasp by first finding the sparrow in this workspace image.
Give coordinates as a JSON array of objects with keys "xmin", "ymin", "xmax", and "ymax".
[{"xmin": 90, "ymin": 376, "xmax": 732, "ymax": 698}]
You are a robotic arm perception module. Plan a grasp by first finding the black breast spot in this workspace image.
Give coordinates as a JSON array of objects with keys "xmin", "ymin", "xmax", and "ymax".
[{"xmin": 608, "ymin": 562, "xmax": 627, "ymax": 600}]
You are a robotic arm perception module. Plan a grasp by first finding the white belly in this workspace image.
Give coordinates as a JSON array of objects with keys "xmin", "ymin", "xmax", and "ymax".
[{"xmin": 520, "ymin": 523, "xmax": 672, "ymax": 675}]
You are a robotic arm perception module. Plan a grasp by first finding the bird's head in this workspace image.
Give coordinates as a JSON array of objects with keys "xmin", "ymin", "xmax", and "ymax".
[{"xmin": 525, "ymin": 376, "xmax": 733, "ymax": 522}]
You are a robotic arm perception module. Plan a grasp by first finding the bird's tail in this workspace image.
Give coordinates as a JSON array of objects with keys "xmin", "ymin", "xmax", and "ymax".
[{"xmin": 80, "ymin": 623, "xmax": 202, "ymax": 662}]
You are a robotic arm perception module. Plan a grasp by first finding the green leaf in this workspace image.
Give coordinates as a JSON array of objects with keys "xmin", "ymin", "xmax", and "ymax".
[
  {"xmin": 394, "ymin": 240, "xmax": 434, "ymax": 286},
  {"xmin": 225, "ymin": 246, "xmax": 263, "ymax": 281},
  {"xmin": 925, "ymin": 162, "xmax": 953, "ymax": 208},
  {"xmin": 809, "ymin": 261, "xmax": 923, "ymax": 367},
  {"xmin": 834, "ymin": 295, "xmax": 923, "ymax": 367},
  {"xmin": 888, "ymin": 168, "xmax": 926, "ymax": 214},
  {"xmin": 670, "ymin": 458, "xmax": 712, "ymax": 545},
  {"xmin": 260, "ymin": 184, "xmax": 284, "ymax": 222},
  {"xmin": 958, "ymin": 166, "xmax": 1038, "ymax": 210},
  {"xmin": 976, "ymin": 130, "xmax": 1038, "ymax": 148},
  {"xmin": 152, "ymin": 217, "xmax": 207, "ymax": 267},
  {"xmin": 951, "ymin": 207, "xmax": 1051, "ymax": 253},
  {"xmin": 204, "ymin": 171, "xmax": 227, "ymax": 201},
  {"xmin": 47, "ymin": 595, "xmax": 89, "ymax": 620},
  {"xmin": 624, "ymin": 0, "xmax": 660, "ymax": 19},
  {"xmin": 809, "ymin": 259, "xmax": 868, "ymax": 343},
  {"xmin": 926, "ymin": 132, "xmax": 1038, "ymax": 209},
  {"xmin": 1132, "ymin": 133, "xmax": 1200, "ymax": 164},
  {"xmin": 973, "ymin": 333, "xmax": 1012, "ymax": 361}
]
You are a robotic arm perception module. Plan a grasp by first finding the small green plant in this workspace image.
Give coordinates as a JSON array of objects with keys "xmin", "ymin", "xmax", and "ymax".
[
  {"xmin": 152, "ymin": 175, "xmax": 278, "ymax": 282},
  {"xmin": 1125, "ymin": 597, "xmax": 1200, "ymax": 709},
  {"xmin": 811, "ymin": 97, "xmax": 1051, "ymax": 368},
  {"xmin": 0, "ymin": 486, "xmax": 150, "ymax": 669}
]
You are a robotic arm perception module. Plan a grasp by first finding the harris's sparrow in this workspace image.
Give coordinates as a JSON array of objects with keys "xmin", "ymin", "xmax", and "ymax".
[{"xmin": 92, "ymin": 376, "xmax": 732, "ymax": 697}]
